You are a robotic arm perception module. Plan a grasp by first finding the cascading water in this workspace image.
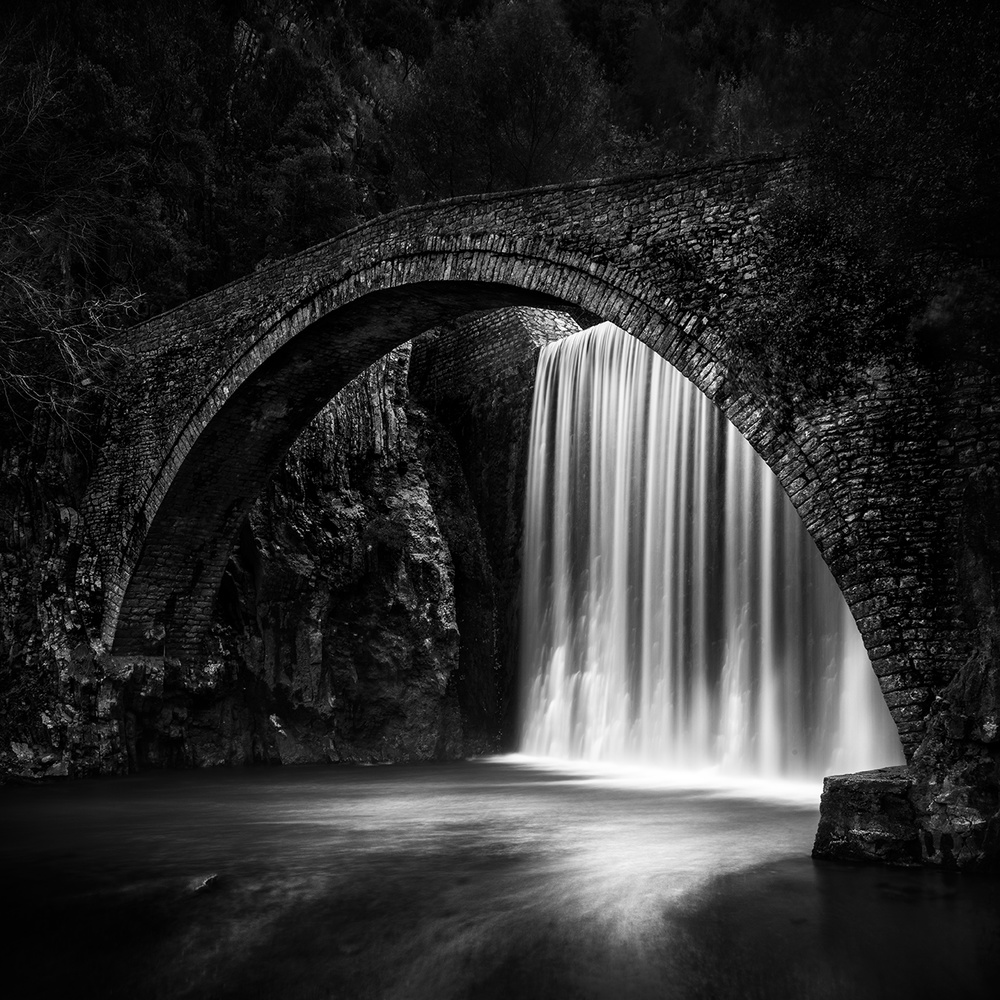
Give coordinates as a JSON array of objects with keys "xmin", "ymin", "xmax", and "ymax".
[{"xmin": 520, "ymin": 322, "xmax": 904, "ymax": 779}]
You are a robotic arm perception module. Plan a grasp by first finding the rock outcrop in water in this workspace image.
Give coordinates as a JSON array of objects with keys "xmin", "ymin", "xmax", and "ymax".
[{"xmin": 814, "ymin": 466, "xmax": 1000, "ymax": 870}]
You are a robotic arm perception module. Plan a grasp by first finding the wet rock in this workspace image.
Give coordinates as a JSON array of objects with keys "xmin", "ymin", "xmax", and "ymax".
[
  {"xmin": 813, "ymin": 765, "xmax": 923, "ymax": 866},
  {"xmin": 192, "ymin": 873, "xmax": 220, "ymax": 893},
  {"xmin": 0, "ymin": 345, "xmax": 502, "ymax": 777},
  {"xmin": 1, "ymin": 413, "xmax": 122, "ymax": 781},
  {"xmin": 1, "ymin": 310, "xmax": 569, "ymax": 777},
  {"xmin": 152, "ymin": 345, "xmax": 479, "ymax": 764},
  {"xmin": 815, "ymin": 755, "xmax": 1000, "ymax": 871},
  {"xmin": 896, "ymin": 466, "xmax": 1000, "ymax": 869}
]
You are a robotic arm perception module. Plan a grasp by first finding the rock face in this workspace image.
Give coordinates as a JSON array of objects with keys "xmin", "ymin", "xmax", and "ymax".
[
  {"xmin": 1, "ymin": 336, "xmax": 520, "ymax": 777},
  {"xmin": 0, "ymin": 413, "xmax": 127, "ymax": 778},
  {"xmin": 410, "ymin": 308, "xmax": 580, "ymax": 743},
  {"xmin": 813, "ymin": 767, "xmax": 923, "ymax": 866},
  {"xmin": 127, "ymin": 345, "xmax": 497, "ymax": 766},
  {"xmin": 814, "ymin": 757, "xmax": 1000, "ymax": 871},
  {"xmin": 410, "ymin": 405, "xmax": 500, "ymax": 749}
]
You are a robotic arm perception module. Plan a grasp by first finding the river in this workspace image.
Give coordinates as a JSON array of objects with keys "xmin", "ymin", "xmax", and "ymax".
[{"xmin": 2, "ymin": 758, "xmax": 998, "ymax": 999}]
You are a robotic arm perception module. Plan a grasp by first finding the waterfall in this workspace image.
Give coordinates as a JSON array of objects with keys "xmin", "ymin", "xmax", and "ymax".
[{"xmin": 519, "ymin": 323, "xmax": 904, "ymax": 779}]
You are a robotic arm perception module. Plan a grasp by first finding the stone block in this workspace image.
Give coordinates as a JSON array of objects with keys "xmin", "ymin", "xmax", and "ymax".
[{"xmin": 813, "ymin": 765, "xmax": 922, "ymax": 866}]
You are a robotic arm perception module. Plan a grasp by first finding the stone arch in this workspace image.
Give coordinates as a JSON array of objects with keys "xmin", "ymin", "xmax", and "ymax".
[
  {"xmin": 98, "ymin": 251, "xmax": 826, "ymax": 647},
  {"xmin": 96, "ymin": 254, "xmax": 715, "ymax": 661},
  {"xmin": 83, "ymin": 160, "xmax": 971, "ymax": 758}
]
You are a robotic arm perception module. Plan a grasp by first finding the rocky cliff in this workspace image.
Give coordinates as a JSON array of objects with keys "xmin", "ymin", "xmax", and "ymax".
[
  {"xmin": 135, "ymin": 344, "xmax": 494, "ymax": 766},
  {"xmin": 0, "ymin": 414, "xmax": 111, "ymax": 778},
  {"xmin": 1, "ymin": 324, "xmax": 540, "ymax": 778},
  {"xmin": 410, "ymin": 308, "xmax": 580, "ymax": 743}
]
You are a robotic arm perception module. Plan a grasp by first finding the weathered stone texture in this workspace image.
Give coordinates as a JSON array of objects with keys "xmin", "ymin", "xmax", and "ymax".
[
  {"xmin": 230, "ymin": 347, "xmax": 467, "ymax": 763},
  {"xmin": 83, "ymin": 158, "xmax": 787, "ymax": 670},
  {"xmin": 410, "ymin": 405, "xmax": 500, "ymax": 749},
  {"xmin": 1, "ymin": 345, "xmax": 506, "ymax": 774},
  {"xmin": 85, "ymin": 157, "xmax": 999, "ymax": 773},
  {"xmin": 410, "ymin": 307, "xmax": 580, "ymax": 742},
  {"xmin": 0, "ymin": 415, "xmax": 128, "ymax": 778},
  {"xmin": 813, "ymin": 766, "xmax": 923, "ymax": 866},
  {"xmin": 127, "ymin": 347, "xmax": 485, "ymax": 766},
  {"xmin": 815, "ymin": 758, "xmax": 1000, "ymax": 871}
]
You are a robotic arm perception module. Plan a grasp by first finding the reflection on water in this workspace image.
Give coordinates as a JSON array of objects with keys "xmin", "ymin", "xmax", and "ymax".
[{"xmin": 1, "ymin": 759, "xmax": 998, "ymax": 999}]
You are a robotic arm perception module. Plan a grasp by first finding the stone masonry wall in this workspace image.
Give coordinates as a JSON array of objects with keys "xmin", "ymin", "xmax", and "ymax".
[{"xmin": 83, "ymin": 158, "xmax": 786, "ymax": 666}]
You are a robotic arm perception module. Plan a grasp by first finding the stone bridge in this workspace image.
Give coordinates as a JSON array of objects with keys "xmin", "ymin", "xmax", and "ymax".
[{"xmin": 83, "ymin": 156, "xmax": 1000, "ymax": 864}]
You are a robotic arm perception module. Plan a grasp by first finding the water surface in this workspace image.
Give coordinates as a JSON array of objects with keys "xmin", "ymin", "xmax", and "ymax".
[{"xmin": 2, "ymin": 758, "xmax": 997, "ymax": 998}]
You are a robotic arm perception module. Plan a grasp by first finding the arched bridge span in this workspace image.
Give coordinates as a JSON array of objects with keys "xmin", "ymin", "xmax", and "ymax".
[{"xmin": 84, "ymin": 157, "xmax": 993, "ymax": 759}]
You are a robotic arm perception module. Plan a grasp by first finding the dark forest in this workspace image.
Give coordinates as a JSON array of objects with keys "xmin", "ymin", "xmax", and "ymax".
[{"xmin": 1, "ymin": 0, "xmax": 997, "ymax": 433}]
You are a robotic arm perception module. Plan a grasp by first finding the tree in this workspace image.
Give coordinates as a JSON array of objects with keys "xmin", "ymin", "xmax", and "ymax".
[
  {"xmin": 392, "ymin": 0, "xmax": 611, "ymax": 199},
  {"xmin": 711, "ymin": 75, "xmax": 775, "ymax": 156},
  {"xmin": 727, "ymin": 0, "xmax": 1000, "ymax": 404},
  {"xmin": 0, "ymin": 0, "xmax": 401, "ymax": 431},
  {"xmin": 356, "ymin": 0, "xmax": 434, "ymax": 76},
  {"xmin": 0, "ymin": 33, "xmax": 138, "ymax": 432}
]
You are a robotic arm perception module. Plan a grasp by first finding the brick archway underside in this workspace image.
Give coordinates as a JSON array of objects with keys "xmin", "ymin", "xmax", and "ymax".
[
  {"xmin": 112, "ymin": 282, "xmax": 585, "ymax": 657},
  {"xmin": 84, "ymin": 159, "xmax": 985, "ymax": 757}
]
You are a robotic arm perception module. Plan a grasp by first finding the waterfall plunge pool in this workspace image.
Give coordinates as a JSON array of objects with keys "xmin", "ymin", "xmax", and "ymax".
[{"xmin": 2, "ymin": 759, "xmax": 998, "ymax": 999}]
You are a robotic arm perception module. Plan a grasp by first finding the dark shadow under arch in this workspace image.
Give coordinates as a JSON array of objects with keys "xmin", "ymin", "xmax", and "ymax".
[{"xmin": 113, "ymin": 283, "xmax": 592, "ymax": 657}]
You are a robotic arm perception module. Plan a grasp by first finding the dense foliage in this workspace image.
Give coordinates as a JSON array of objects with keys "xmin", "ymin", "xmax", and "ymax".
[
  {"xmin": 727, "ymin": 0, "xmax": 1000, "ymax": 403},
  {"xmin": 0, "ymin": 0, "xmax": 996, "ymax": 431},
  {"xmin": 0, "ymin": 0, "xmax": 395, "ymax": 431},
  {"xmin": 391, "ymin": 2, "xmax": 610, "ymax": 197}
]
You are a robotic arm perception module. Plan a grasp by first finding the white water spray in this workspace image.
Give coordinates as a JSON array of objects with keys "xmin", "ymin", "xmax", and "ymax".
[{"xmin": 519, "ymin": 323, "xmax": 904, "ymax": 779}]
